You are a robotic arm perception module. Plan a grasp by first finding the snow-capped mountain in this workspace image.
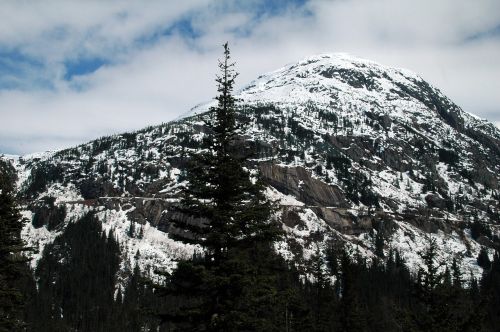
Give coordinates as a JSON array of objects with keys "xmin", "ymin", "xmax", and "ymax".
[{"xmin": 4, "ymin": 53, "xmax": 499, "ymax": 283}]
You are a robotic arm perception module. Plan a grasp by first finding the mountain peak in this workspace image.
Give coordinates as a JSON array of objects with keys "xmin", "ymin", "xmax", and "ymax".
[
  {"xmin": 189, "ymin": 52, "xmax": 425, "ymax": 117},
  {"xmin": 258, "ymin": 52, "xmax": 421, "ymax": 83},
  {"xmin": 291, "ymin": 52, "xmax": 388, "ymax": 70}
]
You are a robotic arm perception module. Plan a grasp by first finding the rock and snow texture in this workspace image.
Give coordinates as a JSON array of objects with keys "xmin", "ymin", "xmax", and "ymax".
[{"xmin": 3, "ymin": 53, "xmax": 499, "ymax": 283}]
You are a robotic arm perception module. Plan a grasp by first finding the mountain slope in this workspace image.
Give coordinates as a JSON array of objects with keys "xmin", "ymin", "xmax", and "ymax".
[{"xmin": 3, "ymin": 53, "xmax": 499, "ymax": 283}]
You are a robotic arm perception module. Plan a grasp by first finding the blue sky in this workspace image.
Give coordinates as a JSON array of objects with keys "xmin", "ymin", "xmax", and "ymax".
[{"xmin": 1, "ymin": 0, "xmax": 499, "ymax": 154}]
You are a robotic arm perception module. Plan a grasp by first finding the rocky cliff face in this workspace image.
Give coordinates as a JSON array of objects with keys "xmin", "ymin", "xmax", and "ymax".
[{"xmin": 3, "ymin": 53, "xmax": 499, "ymax": 283}]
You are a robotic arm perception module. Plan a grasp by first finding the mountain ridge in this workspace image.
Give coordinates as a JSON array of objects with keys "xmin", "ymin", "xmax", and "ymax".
[{"xmin": 2, "ymin": 54, "xmax": 499, "ymax": 285}]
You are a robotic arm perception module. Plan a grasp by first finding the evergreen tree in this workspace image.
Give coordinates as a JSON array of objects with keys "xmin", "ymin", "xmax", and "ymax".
[
  {"xmin": 477, "ymin": 247, "xmax": 491, "ymax": 270},
  {"xmin": 414, "ymin": 236, "xmax": 444, "ymax": 331},
  {"xmin": 308, "ymin": 245, "xmax": 331, "ymax": 331},
  {"xmin": 159, "ymin": 43, "xmax": 283, "ymax": 331},
  {"xmin": 127, "ymin": 220, "xmax": 136, "ymax": 238},
  {"xmin": 480, "ymin": 251, "xmax": 500, "ymax": 331},
  {"xmin": 338, "ymin": 248, "xmax": 368, "ymax": 331},
  {"xmin": 413, "ymin": 236, "xmax": 475, "ymax": 331},
  {"xmin": 418, "ymin": 237, "xmax": 443, "ymax": 295},
  {"xmin": 0, "ymin": 160, "xmax": 29, "ymax": 332},
  {"xmin": 450, "ymin": 257, "xmax": 462, "ymax": 289},
  {"xmin": 123, "ymin": 264, "xmax": 145, "ymax": 331},
  {"xmin": 374, "ymin": 231, "xmax": 385, "ymax": 258}
]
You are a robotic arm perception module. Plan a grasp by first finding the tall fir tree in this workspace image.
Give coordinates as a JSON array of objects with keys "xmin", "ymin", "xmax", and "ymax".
[{"xmin": 159, "ymin": 43, "xmax": 283, "ymax": 331}]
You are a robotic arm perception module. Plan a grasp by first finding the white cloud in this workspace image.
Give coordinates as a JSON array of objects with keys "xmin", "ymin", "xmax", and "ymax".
[
  {"xmin": 1, "ymin": 0, "xmax": 499, "ymax": 154},
  {"xmin": 0, "ymin": 37, "xmax": 220, "ymax": 151}
]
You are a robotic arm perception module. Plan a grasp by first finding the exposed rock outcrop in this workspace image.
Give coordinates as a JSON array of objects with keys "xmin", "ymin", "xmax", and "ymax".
[{"xmin": 260, "ymin": 163, "xmax": 348, "ymax": 208}]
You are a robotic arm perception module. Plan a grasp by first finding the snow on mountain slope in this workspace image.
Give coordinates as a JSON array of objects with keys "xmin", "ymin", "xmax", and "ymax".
[
  {"xmin": 3, "ymin": 53, "xmax": 499, "ymax": 283},
  {"xmin": 193, "ymin": 53, "xmax": 499, "ymax": 153}
]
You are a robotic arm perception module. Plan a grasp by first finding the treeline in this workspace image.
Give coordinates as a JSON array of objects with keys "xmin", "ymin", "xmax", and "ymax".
[
  {"xmin": 10, "ymin": 214, "xmax": 500, "ymax": 331},
  {"xmin": 19, "ymin": 214, "xmax": 164, "ymax": 332},
  {"xmin": 153, "ymin": 238, "xmax": 500, "ymax": 331}
]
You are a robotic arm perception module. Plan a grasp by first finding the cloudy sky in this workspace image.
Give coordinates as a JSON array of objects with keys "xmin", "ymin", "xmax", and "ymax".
[{"xmin": 1, "ymin": 0, "xmax": 499, "ymax": 154}]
